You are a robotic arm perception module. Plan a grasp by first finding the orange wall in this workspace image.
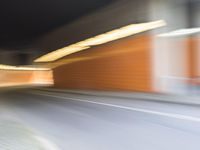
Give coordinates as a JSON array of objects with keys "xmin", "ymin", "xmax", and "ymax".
[
  {"xmin": 53, "ymin": 34, "xmax": 153, "ymax": 92},
  {"xmin": 161, "ymin": 37, "xmax": 200, "ymax": 78},
  {"xmin": 0, "ymin": 70, "xmax": 53, "ymax": 87},
  {"xmin": 187, "ymin": 37, "xmax": 200, "ymax": 78}
]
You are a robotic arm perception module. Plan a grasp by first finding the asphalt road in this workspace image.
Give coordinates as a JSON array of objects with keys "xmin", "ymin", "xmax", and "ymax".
[{"xmin": 1, "ymin": 89, "xmax": 200, "ymax": 150}]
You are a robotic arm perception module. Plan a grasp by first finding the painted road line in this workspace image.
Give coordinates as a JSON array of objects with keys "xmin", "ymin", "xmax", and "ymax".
[
  {"xmin": 34, "ymin": 135, "xmax": 60, "ymax": 150},
  {"xmin": 31, "ymin": 91, "xmax": 200, "ymax": 123}
]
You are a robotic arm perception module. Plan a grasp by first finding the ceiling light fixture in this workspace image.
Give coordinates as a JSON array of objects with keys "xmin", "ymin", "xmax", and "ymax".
[
  {"xmin": 0, "ymin": 64, "xmax": 51, "ymax": 71},
  {"xmin": 34, "ymin": 20, "xmax": 166, "ymax": 62},
  {"xmin": 158, "ymin": 28, "xmax": 200, "ymax": 37}
]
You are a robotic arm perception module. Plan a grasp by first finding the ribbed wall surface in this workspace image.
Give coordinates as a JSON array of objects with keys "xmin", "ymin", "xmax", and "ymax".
[
  {"xmin": 0, "ymin": 70, "xmax": 53, "ymax": 87},
  {"xmin": 53, "ymin": 34, "xmax": 153, "ymax": 92}
]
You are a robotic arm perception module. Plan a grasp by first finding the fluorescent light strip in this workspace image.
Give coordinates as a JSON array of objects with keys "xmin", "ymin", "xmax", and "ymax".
[
  {"xmin": 0, "ymin": 64, "xmax": 51, "ymax": 71},
  {"xmin": 158, "ymin": 27, "xmax": 200, "ymax": 37},
  {"xmin": 34, "ymin": 20, "xmax": 166, "ymax": 62}
]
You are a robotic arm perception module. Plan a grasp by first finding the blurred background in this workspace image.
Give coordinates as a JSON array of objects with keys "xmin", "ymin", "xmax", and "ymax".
[{"xmin": 1, "ymin": 0, "xmax": 200, "ymax": 149}]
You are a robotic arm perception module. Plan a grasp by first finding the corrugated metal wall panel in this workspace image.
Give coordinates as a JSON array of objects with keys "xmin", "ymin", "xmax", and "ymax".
[{"xmin": 53, "ymin": 34, "xmax": 153, "ymax": 92}]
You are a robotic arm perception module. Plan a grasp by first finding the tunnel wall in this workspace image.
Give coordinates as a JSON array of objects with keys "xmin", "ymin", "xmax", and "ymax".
[
  {"xmin": 53, "ymin": 34, "xmax": 154, "ymax": 92},
  {"xmin": 187, "ymin": 37, "xmax": 200, "ymax": 78},
  {"xmin": 153, "ymin": 36, "xmax": 200, "ymax": 93},
  {"xmin": 0, "ymin": 70, "xmax": 53, "ymax": 87}
]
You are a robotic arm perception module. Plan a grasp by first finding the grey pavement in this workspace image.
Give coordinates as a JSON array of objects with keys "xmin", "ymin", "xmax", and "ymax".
[{"xmin": 0, "ymin": 89, "xmax": 200, "ymax": 150}]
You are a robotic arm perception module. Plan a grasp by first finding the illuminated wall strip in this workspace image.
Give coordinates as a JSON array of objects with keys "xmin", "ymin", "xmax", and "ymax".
[
  {"xmin": 34, "ymin": 20, "xmax": 166, "ymax": 63},
  {"xmin": 158, "ymin": 28, "xmax": 200, "ymax": 37},
  {"xmin": 0, "ymin": 64, "xmax": 51, "ymax": 71}
]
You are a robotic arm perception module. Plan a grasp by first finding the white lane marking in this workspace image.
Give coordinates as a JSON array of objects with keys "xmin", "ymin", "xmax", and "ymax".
[
  {"xmin": 32, "ymin": 91, "xmax": 200, "ymax": 123},
  {"xmin": 34, "ymin": 135, "xmax": 60, "ymax": 150}
]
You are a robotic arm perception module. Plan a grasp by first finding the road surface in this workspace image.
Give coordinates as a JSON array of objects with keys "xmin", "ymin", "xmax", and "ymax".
[{"xmin": 0, "ymin": 89, "xmax": 200, "ymax": 150}]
